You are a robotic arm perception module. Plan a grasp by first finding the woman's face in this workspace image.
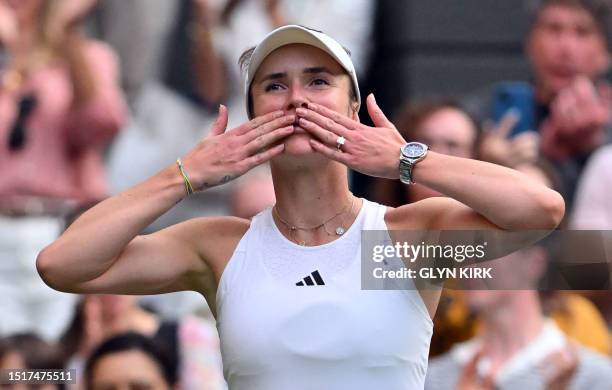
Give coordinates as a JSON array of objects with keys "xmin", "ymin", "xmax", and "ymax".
[
  {"xmin": 413, "ymin": 108, "xmax": 477, "ymax": 159},
  {"xmin": 251, "ymin": 44, "xmax": 357, "ymax": 157},
  {"xmin": 90, "ymin": 350, "xmax": 171, "ymax": 390}
]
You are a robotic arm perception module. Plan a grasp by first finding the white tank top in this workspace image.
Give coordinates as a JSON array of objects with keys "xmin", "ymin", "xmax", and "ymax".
[{"xmin": 216, "ymin": 199, "xmax": 433, "ymax": 389}]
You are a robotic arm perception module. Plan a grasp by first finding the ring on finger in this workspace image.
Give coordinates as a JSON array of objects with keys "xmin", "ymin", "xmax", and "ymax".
[{"xmin": 336, "ymin": 136, "xmax": 346, "ymax": 151}]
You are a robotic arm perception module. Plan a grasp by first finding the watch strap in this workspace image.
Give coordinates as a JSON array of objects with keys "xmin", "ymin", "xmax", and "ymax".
[{"xmin": 399, "ymin": 158, "xmax": 415, "ymax": 184}]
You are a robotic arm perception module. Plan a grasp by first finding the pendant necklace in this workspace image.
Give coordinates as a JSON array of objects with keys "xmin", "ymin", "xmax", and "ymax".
[{"xmin": 273, "ymin": 195, "xmax": 355, "ymax": 246}]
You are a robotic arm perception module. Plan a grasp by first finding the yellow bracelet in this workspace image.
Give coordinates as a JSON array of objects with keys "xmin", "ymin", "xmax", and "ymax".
[{"xmin": 176, "ymin": 158, "xmax": 195, "ymax": 196}]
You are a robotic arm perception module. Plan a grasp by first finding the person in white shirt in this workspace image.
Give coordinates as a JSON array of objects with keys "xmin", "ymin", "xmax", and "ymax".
[
  {"xmin": 571, "ymin": 144, "xmax": 612, "ymax": 229},
  {"xmin": 425, "ymin": 246, "xmax": 612, "ymax": 390}
]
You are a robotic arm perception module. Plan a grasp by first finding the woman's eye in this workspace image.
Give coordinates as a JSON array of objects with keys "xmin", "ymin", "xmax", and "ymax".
[
  {"xmin": 265, "ymin": 83, "xmax": 284, "ymax": 92},
  {"xmin": 311, "ymin": 78, "xmax": 330, "ymax": 86}
]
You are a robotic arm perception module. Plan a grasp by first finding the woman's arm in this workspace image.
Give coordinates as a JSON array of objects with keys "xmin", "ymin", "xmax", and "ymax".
[
  {"xmin": 299, "ymin": 94, "xmax": 565, "ymax": 230},
  {"xmin": 37, "ymin": 107, "xmax": 296, "ymax": 295},
  {"xmin": 37, "ymin": 162, "xmax": 200, "ymax": 294},
  {"xmin": 405, "ymin": 152, "xmax": 565, "ymax": 230}
]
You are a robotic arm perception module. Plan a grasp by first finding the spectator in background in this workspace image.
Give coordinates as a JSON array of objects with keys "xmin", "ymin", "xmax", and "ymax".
[
  {"xmin": 88, "ymin": 0, "xmax": 180, "ymax": 104},
  {"xmin": 0, "ymin": 333, "xmax": 66, "ymax": 389},
  {"xmin": 571, "ymin": 144, "xmax": 612, "ymax": 229},
  {"xmin": 0, "ymin": 0, "xmax": 126, "ymax": 340},
  {"xmin": 463, "ymin": 0, "xmax": 612, "ymax": 210},
  {"xmin": 570, "ymin": 144, "xmax": 612, "ymax": 327},
  {"xmin": 425, "ymin": 246, "xmax": 612, "ymax": 390},
  {"xmin": 84, "ymin": 332, "xmax": 177, "ymax": 390},
  {"xmin": 62, "ymin": 295, "xmax": 225, "ymax": 390}
]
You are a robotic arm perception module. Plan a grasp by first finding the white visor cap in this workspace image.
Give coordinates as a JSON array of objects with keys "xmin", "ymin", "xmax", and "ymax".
[{"xmin": 244, "ymin": 25, "xmax": 361, "ymax": 119}]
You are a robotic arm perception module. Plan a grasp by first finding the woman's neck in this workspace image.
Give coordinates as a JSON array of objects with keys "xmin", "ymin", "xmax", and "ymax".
[{"xmin": 270, "ymin": 158, "xmax": 359, "ymax": 245}]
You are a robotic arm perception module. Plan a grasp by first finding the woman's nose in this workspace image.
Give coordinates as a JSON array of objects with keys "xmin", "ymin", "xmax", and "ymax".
[{"xmin": 286, "ymin": 84, "xmax": 309, "ymax": 112}]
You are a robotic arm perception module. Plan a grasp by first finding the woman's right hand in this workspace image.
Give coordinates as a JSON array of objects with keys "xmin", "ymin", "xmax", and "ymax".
[{"xmin": 181, "ymin": 105, "xmax": 295, "ymax": 190}]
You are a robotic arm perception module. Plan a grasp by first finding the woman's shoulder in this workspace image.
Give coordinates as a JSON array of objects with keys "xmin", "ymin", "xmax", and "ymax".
[
  {"xmin": 177, "ymin": 216, "xmax": 252, "ymax": 281},
  {"xmin": 180, "ymin": 216, "xmax": 251, "ymax": 242}
]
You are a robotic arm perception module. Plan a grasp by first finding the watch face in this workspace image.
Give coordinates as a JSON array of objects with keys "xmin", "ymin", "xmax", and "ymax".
[{"xmin": 402, "ymin": 143, "xmax": 426, "ymax": 158}]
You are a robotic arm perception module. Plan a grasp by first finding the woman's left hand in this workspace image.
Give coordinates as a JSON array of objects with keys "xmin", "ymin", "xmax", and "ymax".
[{"xmin": 297, "ymin": 93, "xmax": 406, "ymax": 179}]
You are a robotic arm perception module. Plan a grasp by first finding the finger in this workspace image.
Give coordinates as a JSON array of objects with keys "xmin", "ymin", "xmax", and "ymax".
[
  {"xmin": 482, "ymin": 118, "xmax": 495, "ymax": 133},
  {"xmin": 513, "ymin": 139, "xmax": 539, "ymax": 157},
  {"xmin": 511, "ymin": 130, "xmax": 539, "ymax": 146},
  {"xmin": 550, "ymin": 91, "xmax": 565, "ymax": 120},
  {"xmin": 309, "ymin": 139, "xmax": 351, "ymax": 165},
  {"xmin": 209, "ymin": 105, "xmax": 229, "ymax": 137},
  {"xmin": 298, "ymin": 117, "xmax": 350, "ymax": 147},
  {"xmin": 557, "ymin": 91, "xmax": 579, "ymax": 129},
  {"xmin": 366, "ymin": 93, "xmax": 395, "ymax": 128},
  {"xmin": 245, "ymin": 125, "xmax": 294, "ymax": 155},
  {"xmin": 242, "ymin": 143, "xmax": 285, "ymax": 169},
  {"xmin": 235, "ymin": 110, "xmax": 285, "ymax": 135},
  {"xmin": 493, "ymin": 109, "xmax": 520, "ymax": 138},
  {"xmin": 304, "ymin": 102, "xmax": 359, "ymax": 130},
  {"xmin": 242, "ymin": 114, "xmax": 295, "ymax": 143},
  {"xmin": 573, "ymin": 75, "xmax": 598, "ymax": 106},
  {"xmin": 297, "ymin": 107, "xmax": 352, "ymax": 136}
]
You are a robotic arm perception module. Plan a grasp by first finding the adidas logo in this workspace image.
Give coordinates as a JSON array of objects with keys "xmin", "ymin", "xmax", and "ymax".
[{"xmin": 296, "ymin": 270, "xmax": 325, "ymax": 286}]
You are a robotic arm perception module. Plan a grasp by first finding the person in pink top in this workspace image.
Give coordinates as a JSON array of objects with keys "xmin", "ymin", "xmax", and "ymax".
[{"xmin": 0, "ymin": 0, "xmax": 126, "ymax": 341}]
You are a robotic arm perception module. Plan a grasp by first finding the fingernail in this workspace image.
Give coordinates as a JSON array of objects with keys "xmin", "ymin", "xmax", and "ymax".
[
  {"xmin": 371, "ymin": 93, "xmax": 377, "ymax": 104},
  {"xmin": 307, "ymin": 103, "xmax": 316, "ymax": 110},
  {"xmin": 296, "ymin": 108, "xmax": 307, "ymax": 115}
]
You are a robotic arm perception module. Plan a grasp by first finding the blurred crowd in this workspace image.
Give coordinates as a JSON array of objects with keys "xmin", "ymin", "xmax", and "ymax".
[{"xmin": 1, "ymin": 0, "xmax": 612, "ymax": 389}]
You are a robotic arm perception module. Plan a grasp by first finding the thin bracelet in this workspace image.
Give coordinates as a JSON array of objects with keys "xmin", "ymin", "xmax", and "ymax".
[{"xmin": 176, "ymin": 158, "xmax": 195, "ymax": 196}]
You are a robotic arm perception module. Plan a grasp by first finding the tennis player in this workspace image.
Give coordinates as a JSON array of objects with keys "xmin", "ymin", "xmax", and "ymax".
[{"xmin": 37, "ymin": 25, "xmax": 565, "ymax": 389}]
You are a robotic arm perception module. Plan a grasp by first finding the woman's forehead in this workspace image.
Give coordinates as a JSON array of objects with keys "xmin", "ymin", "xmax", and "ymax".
[{"xmin": 253, "ymin": 44, "xmax": 345, "ymax": 81}]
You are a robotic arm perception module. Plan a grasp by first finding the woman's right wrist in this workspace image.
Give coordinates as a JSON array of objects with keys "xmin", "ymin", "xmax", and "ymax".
[
  {"xmin": 158, "ymin": 158, "xmax": 213, "ymax": 203},
  {"xmin": 155, "ymin": 163, "xmax": 196, "ymax": 205}
]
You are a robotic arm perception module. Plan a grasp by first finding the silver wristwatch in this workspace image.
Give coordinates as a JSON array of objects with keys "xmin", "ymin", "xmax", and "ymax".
[{"xmin": 399, "ymin": 142, "xmax": 428, "ymax": 184}]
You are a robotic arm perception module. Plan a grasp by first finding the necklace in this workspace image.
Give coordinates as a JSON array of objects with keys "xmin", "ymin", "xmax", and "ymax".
[
  {"xmin": 273, "ymin": 195, "xmax": 356, "ymax": 246},
  {"xmin": 321, "ymin": 196, "xmax": 356, "ymax": 237}
]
